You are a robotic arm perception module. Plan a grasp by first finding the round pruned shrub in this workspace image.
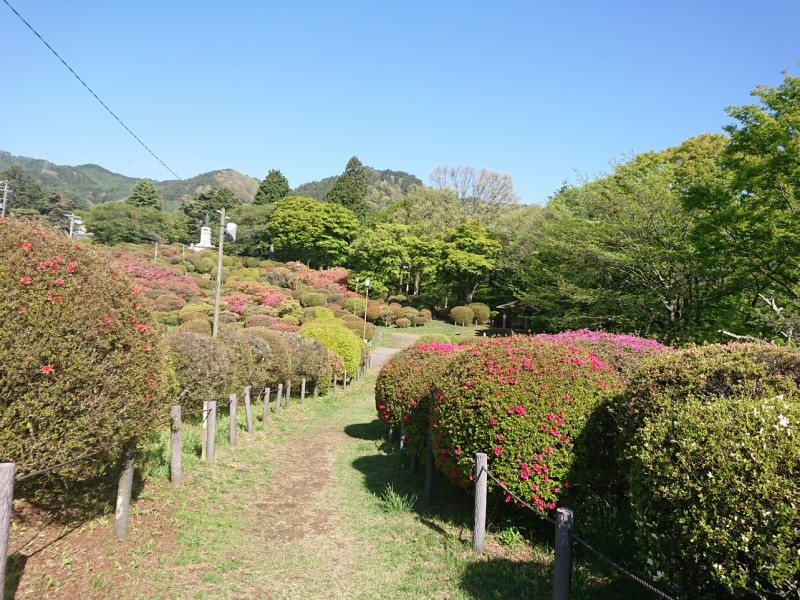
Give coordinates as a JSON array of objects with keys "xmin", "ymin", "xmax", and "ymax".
[
  {"xmin": 244, "ymin": 314, "xmax": 278, "ymax": 328},
  {"xmin": 365, "ymin": 302, "xmax": 383, "ymax": 322},
  {"xmin": 413, "ymin": 334, "xmax": 450, "ymax": 345},
  {"xmin": 450, "ymin": 306, "xmax": 474, "ymax": 326},
  {"xmin": 307, "ymin": 306, "xmax": 335, "ymax": 319},
  {"xmin": 395, "ymin": 317, "xmax": 411, "ymax": 328},
  {"xmin": 178, "ymin": 318, "xmax": 212, "ymax": 335},
  {"xmin": 179, "ymin": 302, "xmax": 213, "ymax": 322},
  {"xmin": 300, "ymin": 291, "xmax": 328, "ymax": 308},
  {"xmin": 280, "ymin": 333, "xmax": 332, "ymax": 393},
  {"xmin": 401, "ymin": 307, "xmax": 419, "ymax": 321},
  {"xmin": 154, "ymin": 293, "xmax": 186, "ymax": 312},
  {"xmin": 0, "ymin": 220, "xmax": 174, "ymax": 487},
  {"xmin": 299, "ymin": 318, "xmax": 363, "ymax": 375},
  {"xmin": 343, "ymin": 297, "xmax": 365, "ymax": 315},
  {"xmin": 412, "ymin": 316, "xmax": 428, "ymax": 327},
  {"xmin": 630, "ymin": 393, "xmax": 800, "ymax": 598},
  {"xmin": 375, "ymin": 343, "xmax": 464, "ymax": 459},
  {"xmin": 467, "ymin": 302, "xmax": 490, "ymax": 324},
  {"xmin": 419, "ymin": 308, "xmax": 432, "ymax": 320},
  {"xmin": 239, "ymin": 327, "xmax": 292, "ymax": 390},
  {"xmin": 429, "ymin": 336, "xmax": 622, "ymax": 512},
  {"xmin": 167, "ymin": 331, "xmax": 234, "ymax": 410},
  {"xmin": 217, "ymin": 324, "xmax": 256, "ymax": 390}
]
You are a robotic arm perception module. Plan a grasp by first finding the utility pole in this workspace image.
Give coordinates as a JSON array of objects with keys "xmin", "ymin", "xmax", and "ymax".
[
  {"xmin": 64, "ymin": 213, "xmax": 78, "ymax": 238},
  {"xmin": 212, "ymin": 208, "xmax": 226, "ymax": 338},
  {"xmin": 0, "ymin": 181, "xmax": 9, "ymax": 218}
]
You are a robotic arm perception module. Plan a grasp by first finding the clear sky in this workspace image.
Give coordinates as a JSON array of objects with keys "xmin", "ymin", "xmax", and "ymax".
[{"xmin": 2, "ymin": 0, "xmax": 799, "ymax": 204}]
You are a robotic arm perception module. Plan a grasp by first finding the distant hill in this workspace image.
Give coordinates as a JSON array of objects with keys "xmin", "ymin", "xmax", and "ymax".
[
  {"xmin": 0, "ymin": 150, "xmax": 421, "ymax": 212},
  {"xmin": 293, "ymin": 168, "xmax": 423, "ymax": 212},
  {"xmin": 0, "ymin": 151, "xmax": 258, "ymax": 209}
]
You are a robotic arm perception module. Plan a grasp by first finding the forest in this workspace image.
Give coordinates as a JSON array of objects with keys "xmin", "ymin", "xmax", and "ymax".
[{"xmin": 3, "ymin": 74, "xmax": 799, "ymax": 345}]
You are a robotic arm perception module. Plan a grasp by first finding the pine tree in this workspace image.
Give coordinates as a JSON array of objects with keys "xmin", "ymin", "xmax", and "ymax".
[
  {"xmin": 325, "ymin": 156, "xmax": 368, "ymax": 217},
  {"xmin": 253, "ymin": 169, "xmax": 291, "ymax": 205},
  {"xmin": 126, "ymin": 179, "xmax": 162, "ymax": 210}
]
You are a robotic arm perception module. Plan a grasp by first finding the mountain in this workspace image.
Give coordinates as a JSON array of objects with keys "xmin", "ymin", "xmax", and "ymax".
[
  {"xmin": 0, "ymin": 151, "xmax": 258, "ymax": 209},
  {"xmin": 0, "ymin": 150, "xmax": 421, "ymax": 212},
  {"xmin": 293, "ymin": 168, "xmax": 423, "ymax": 212}
]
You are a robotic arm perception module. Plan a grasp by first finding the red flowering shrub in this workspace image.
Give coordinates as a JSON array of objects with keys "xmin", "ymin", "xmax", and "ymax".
[
  {"xmin": 0, "ymin": 219, "xmax": 173, "ymax": 487},
  {"xmin": 111, "ymin": 251, "xmax": 203, "ymax": 300},
  {"xmin": 298, "ymin": 266, "xmax": 349, "ymax": 289},
  {"xmin": 222, "ymin": 293, "xmax": 251, "ymax": 314},
  {"xmin": 269, "ymin": 322, "xmax": 300, "ymax": 333},
  {"xmin": 429, "ymin": 336, "xmax": 622, "ymax": 512},
  {"xmin": 365, "ymin": 302, "xmax": 383, "ymax": 322},
  {"xmin": 450, "ymin": 306, "xmax": 474, "ymax": 326},
  {"xmin": 375, "ymin": 343, "xmax": 464, "ymax": 458},
  {"xmin": 413, "ymin": 334, "xmax": 451, "ymax": 345}
]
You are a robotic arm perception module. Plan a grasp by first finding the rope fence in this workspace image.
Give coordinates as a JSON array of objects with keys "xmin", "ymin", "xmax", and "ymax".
[
  {"xmin": 471, "ymin": 453, "xmax": 676, "ymax": 600},
  {"xmin": 0, "ymin": 367, "xmax": 356, "ymax": 593}
]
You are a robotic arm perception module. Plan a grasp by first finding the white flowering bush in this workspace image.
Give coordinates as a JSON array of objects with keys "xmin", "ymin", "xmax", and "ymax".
[{"xmin": 630, "ymin": 393, "xmax": 799, "ymax": 598}]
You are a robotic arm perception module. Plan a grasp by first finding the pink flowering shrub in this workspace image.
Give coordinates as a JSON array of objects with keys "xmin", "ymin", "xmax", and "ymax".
[
  {"xmin": 374, "ymin": 343, "xmax": 465, "ymax": 458},
  {"xmin": 0, "ymin": 219, "xmax": 174, "ymax": 491},
  {"xmin": 535, "ymin": 329, "xmax": 670, "ymax": 382},
  {"xmin": 299, "ymin": 266, "xmax": 349, "ymax": 289},
  {"xmin": 429, "ymin": 336, "xmax": 622, "ymax": 512},
  {"xmin": 111, "ymin": 251, "xmax": 203, "ymax": 300},
  {"xmin": 222, "ymin": 293, "xmax": 251, "ymax": 315}
]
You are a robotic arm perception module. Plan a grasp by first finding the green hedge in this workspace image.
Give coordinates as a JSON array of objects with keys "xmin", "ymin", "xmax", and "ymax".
[
  {"xmin": 429, "ymin": 336, "xmax": 622, "ymax": 511},
  {"xmin": 450, "ymin": 306, "xmax": 474, "ymax": 326},
  {"xmin": 280, "ymin": 333, "xmax": 332, "ymax": 393},
  {"xmin": 240, "ymin": 327, "xmax": 293, "ymax": 391},
  {"xmin": 299, "ymin": 318, "xmax": 363, "ymax": 375},
  {"xmin": 467, "ymin": 302, "xmax": 490, "ymax": 324},
  {"xmin": 167, "ymin": 331, "xmax": 234, "ymax": 410},
  {"xmin": 0, "ymin": 219, "xmax": 175, "ymax": 486}
]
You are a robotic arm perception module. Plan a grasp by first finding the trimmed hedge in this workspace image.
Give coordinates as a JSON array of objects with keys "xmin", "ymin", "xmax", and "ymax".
[
  {"xmin": 240, "ymin": 327, "xmax": 293, "ymax": 389},
  {"xmin": 374, "ymin": 343, "xmax": 464, "ymax": 458},
  {"xmin": 299, "ymin": 318, "xmax": 363, "ymax": 375},
  {"xmin": 450, "ymin": 306, "xmax": 474, "ymax": 326},
  {"xmin": 620, "ymin": 343, "xmax": 800, "ymax": 597},
  {"xmin": 467, "ymin": 302, "xmax": 490, "ymax": 324},
  {"xmin": 154, "ymin": 293, "xmax": 186, "ymax": 312},
  {"xmin": 0, "ymin": 220, "xmax": 174, "ymax": 487},
  {"xmin": 429, "ymin": 336, "xmax": 622, "ymax": 511},
  {"xmin": 300, "ymin": 292, "xmax": 328, "ymax": 307},
  {"xmin": 413, "ymin": 334, "xmax": 450, "ymax": 345},
  {"xmin": 167, "ymin": 331, "xmax": 234, "ymax": 410},
  {"xmin": 280, "ymin": 333, "xmax": 332, "ymax": 393}
]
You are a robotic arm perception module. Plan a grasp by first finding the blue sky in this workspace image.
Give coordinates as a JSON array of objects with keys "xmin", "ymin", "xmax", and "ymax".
[{"xmin": 2, "ymin": 1, "xmax": 799, "ymax": 204}]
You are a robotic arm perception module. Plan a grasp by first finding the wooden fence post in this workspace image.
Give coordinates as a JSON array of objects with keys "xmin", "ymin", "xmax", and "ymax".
[
  {"xmin": 285, "ymin": 380, "xmax": 292, "ymax": 409},
  {"xmin": 229, "ymin": 393, "xmax": 238, "ymax": 446},
  {"xmin": 333, "ymin": 373, "xmax": 338, "ymax": 392},
  {"xmin": 300, "ymin": 377, "xmax": 306, "ymax": 404},
  {"xmin": 115, "ymin": 441, "xmax": 137, "ymax": 539},
  {"xmin": 263, "ymin": 388, "xmax": 271, "ymax": 423},
  {"xmin": 473, "ymin": 453, "xmax": 487, "ymax": 555},
  {"xmin": 313, "ymin": 384, "xmax": 319, "ymax": 399},
  {"xmin": 388, "ymin": 427, "xmax": 395, "ymax": 444},
  {"xmin": 343, "ymin": 369, "xmax": 347, "ymax": 389},
  {"xmin": 207, "ymin": 401, "xmax": 217, "ymax": 463},
  {"xmin": 201, "ymin": 400, "xmax": 208, "ymax": 460},
  {"xmin": 244, "ymin": 387, "xmax": 253, "ymax": 434},
  {"xmin": 0, "ymin": 463, "xmax": 16, "ymax": 594},
  {"xmin": 424, "ymin": 433, "xmax": 434, "ymax": 504},
  {"xmin": 170, "ymin": 405, "xmax": 182, "ymax": 487},
  {"xmin": 553, "ymin": 508, "xmax": 574, "ymax": 600},
  {"xmin": 275, "ymin": 384, "xmax": 283, "ymax": 417}
]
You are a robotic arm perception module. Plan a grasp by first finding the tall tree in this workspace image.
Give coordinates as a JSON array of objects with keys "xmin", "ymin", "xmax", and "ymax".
[
  {"xmin": 83, "ymin": 202, "xmax": 171, "ymax": 245},
  {"xmin": 429, "ymin": 165, "xmax": 520, "ymax": 217},
  {"xmin": 126, "ymin": 179, "xmax": 162, "ymax": 210},
  {"xmin": 440, "ymin": 219, "xmax": 501, "ymax": 304},
  {"xmin": 0, "ymin": 165, "xmax": 45, "ymax": 214},
  {"xmin": 253, "ymin": 169, "xmax": 290, "ymax": 205},
  {"xmin": 326, "ymin": 156, "xmax": 368, "ymax": 217}
]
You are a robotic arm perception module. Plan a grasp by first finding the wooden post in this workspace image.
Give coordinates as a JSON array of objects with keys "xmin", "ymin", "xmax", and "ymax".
[
  {"xmin": 553, "ymin": 508, "xmax": 574, "ymax": 600},
  {"xmin": 300, "ymin": 377, "xmax": 306, "ymax": 404},
  {"xmin": 201, "ymin": 400, "xmax": 208, "ymax": 460},
  {"xmin": 424, "ymin": 433, "xmax": 434, "ymax": 504},
  {"xmin": 313, "ymin": 384, "xmax": 319, "ymax": 399},
  {"xmin": 0, "ymin": 463, "xmax": 16, "ymax": 593},
  {"xmin": 343, "ymin": 369, "xmax": 347, "ymax": 389},
  {"xmin": 244, "ymin": 387, "xmax": 253, "ymax": 434},
  {"xmin": 207, "ymin": 401, "xmax": 217, "ymax": 463},
  {"xmin": 263, "ymin": 388, "xmax": 271, "ymax": 423},
  {"xmin": 115, "ymin": 442, "xmax": 136, "ymax": 539},
  {"xmin": 388, "ymin": 427, "xmax": 395, "ymax": 444},
  {"xmin": 473, "ymin": 453, "xmax": 487, "ymax": 555},
  {"xmin": 333, "ymin": 374, "xmax": 338, "ymax": 392},
  {"xmin": 170, "ymin": 405, "xmax": 182, "ymax": 487},
  {"xmin": 275, "ymin": 384, "xmax": 283, "ymax": 417},
  {"xmin": 399, "ymin": 424, "xmax": 406, "ymax": 449},
  {"xmin": 285, "ymin": 380, "xmax": 292, "ymax": 409},
  {"xmin": 229, "ymin": 393, "xmax": 237, "ymax": 446}
]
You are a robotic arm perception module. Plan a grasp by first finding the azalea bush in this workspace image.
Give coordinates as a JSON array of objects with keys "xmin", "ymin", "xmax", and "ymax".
[
  {"xmin": 429, "ymin": 336, "xmax": 622, "ymax": 512},
  {"xmin": 374, "ymin": 343, "xmax": 464, "ymax": 458},
  {"xmin": 467, "ymin": 302, "xmax": 490, "ymax": 324},
  {"xmin": 280, "ymin": 333, "xmax": 332, "ymax": 393},
  {"xmin": 631, "ymin": 394, "xmax": 800, "ymax": 598},
  {"xmin": 240, "ymin": 327, "xmax": 292, "ymax": 390},
  {"xmin": 0, "ymin": 219, "xmax": 174, "ymax": 487},
  {"xmin": 299, "ymin": 318, "xmax": 363, "ymax": 375},
  {"xmin": 166, "ymin": 331, "xmax": 233, "ymax": 410}
]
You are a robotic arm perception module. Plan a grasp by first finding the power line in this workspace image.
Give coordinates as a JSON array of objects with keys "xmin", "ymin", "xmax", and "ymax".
[{"xmin": 2, "ymin": 0, "xmax": 182, "ymax": 181}]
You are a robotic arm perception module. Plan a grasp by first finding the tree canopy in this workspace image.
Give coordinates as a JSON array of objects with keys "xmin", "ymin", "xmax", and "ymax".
[
  {"xmin": 326, "ymin": 156, "xmax": 368, "ymax": 218},
  {"xmin": 253, "ymin": 169, "xmax": 290, "ymax": 205},
  {"xmin": 126, "ymin": 179, "xmax": 162, "ymax": 210}
]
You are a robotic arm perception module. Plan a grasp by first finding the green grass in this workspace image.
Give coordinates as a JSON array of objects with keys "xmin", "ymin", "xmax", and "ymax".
[{"xmin": 378, "ymin": 319, "xmax": 486, "ymax": 344}]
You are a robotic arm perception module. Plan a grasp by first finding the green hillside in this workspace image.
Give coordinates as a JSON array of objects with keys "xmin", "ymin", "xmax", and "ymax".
[{"xmin": 293, "ymin": 168, "xmax": 422, "ymax": 212}]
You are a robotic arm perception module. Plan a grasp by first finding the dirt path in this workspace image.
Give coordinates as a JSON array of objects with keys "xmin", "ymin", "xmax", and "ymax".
[{"xmin": 369, "ymin": 332, "xmax": 419, "ymax": 367}]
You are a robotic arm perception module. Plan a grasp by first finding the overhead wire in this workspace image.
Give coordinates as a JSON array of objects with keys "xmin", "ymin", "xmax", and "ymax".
[{"xmin": 2, "ymin": 0, "xmax": 182, "ymax": 180}]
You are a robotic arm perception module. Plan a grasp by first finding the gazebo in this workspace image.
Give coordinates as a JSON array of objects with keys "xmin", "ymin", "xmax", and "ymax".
[{"xmin": 495, "ymin": 300, "xmax": 538, "ymax": 332}]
